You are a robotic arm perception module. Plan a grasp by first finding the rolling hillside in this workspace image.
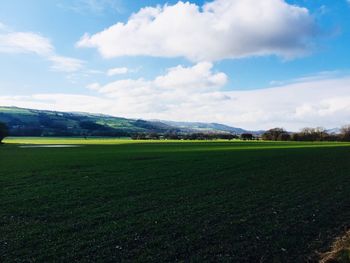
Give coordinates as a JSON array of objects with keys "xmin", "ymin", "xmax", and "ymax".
[
  {"xmin": 0, "ymin": 107, "xmax": 177, "ymax": 136},
  {"xmin": 0, "ymin": 106, "xmax": 250, "ymax": 136},
  {"xmin": 159, "ymin": 120, "xmax": 254, "ymax": 134}
]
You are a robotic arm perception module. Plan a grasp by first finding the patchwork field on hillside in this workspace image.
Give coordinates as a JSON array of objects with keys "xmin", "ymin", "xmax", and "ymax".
[{"xmin": 1, "ymin": 139, "xmax": 350, "ymax": 262}]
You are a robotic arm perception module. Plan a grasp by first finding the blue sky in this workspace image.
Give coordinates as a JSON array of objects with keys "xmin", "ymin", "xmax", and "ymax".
[{"xmin": 0, "ymin": 0, "xmax": 350, "ymax": 130}]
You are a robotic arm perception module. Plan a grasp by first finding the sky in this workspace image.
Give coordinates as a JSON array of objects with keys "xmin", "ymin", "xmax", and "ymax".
[{"xmin": 0, "ymin": 0, "xmax": 350, "ymax": 131}]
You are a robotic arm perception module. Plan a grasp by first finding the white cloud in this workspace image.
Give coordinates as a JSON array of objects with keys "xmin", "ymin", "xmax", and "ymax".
[
  {"xmin": 154, "ymin": 62, "xmax": 227, "ymax": 90},
  {"xmin": 77, "ymin": 0, "xmax": 317, "ymax": 62},
  {"xmin": 86, "ymin": 82, "xmax": 101, "ymax": 90},
  {"xmin": 59, "ymin": 0, "xmax": 124, "ymax": 14},
  {"xmin": 86, "ymin": 69, "xmax": 104, "ymax": 74},
  {"xmin": 0, "ymin": 30, "xmax": 84, "ymax": 72},
  {"xmin": 0, "ymin": 94, "xmax": 112, "ymax": 115},
  {"xmin": 107, "ymin": 67, "xmax": 129, "ymax": 76},
  {"xmin": 269, "ymin": 70, "xmax": 346, "ymax": 87},
  {"xmin": 92, "ymin": 62, "xmax": 228, "ymax": 98},
  {"xmin": 0, "ymin": 32, "xmax": 53, "ymax": 55},
  {"xmin": 0, "ymin": 22, "xmax": 9, "ymax": 31},
  {"xmin": 48, "ymin": 55, "xmax": 85, "ymax": 72}
]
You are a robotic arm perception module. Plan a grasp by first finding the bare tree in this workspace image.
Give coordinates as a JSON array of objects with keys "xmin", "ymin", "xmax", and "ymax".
[{"xmin": 340, "ymin": 125, "xmax": 350, "ymax": 141}]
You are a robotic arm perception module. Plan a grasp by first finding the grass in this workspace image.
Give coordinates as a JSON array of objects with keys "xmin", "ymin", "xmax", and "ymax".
[{"xmin": 1, "ymin": 138, "xmax": 350, "ymax": 262}]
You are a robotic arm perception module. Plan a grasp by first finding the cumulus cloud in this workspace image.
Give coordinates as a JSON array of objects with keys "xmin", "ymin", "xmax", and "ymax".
[
  {"xmin": 107, "ymin": 67, "xmax": 129, "ymax": 76},
  {"xmin": 154, "ymin": 62, "xmax": 227, "ymax": 90},
  {"xmin": 91, "ymin": 62, "xmax": 227, "ymax": 97},
  {"xmin": 77, "ymin": 0, "xmax": 318, "ymax": 61},
  {"xmin": 0, "ymin": 29, "xmax": 84, "ymax": 72}
]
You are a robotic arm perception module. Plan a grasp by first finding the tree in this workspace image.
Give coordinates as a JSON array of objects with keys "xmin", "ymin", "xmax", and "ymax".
[
  {"xmin": 278, "ymin": 132, "xmax": 291, "ymax": 141},
  {"xmin": 241, "ymin": 133, "xmax": 253, "ymax": 140},
  {"xmin": 0, "ymin": 122, "xmax": 8, "ymax": 144},
  {"xmin": 293, "ymin": 127, "xmax": 328, "ymax": 141},
  {"xmin": 314, "ymin": 127, "xmax": 328, "ymax": 141},
  {"xmin": 340, "ymin": 125, "xmax": 350, "ymax": 141},
  {"xmin": 164, "ymin": 133, "xmax": 180, "ymax": 140},
  {"xmin": 262, "ymin": 128, "xmax": 289, "ymax": 141}
]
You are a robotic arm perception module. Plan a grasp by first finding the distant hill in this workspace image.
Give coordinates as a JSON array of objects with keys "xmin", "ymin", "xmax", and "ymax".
[
  {"xmin": 326, "ymin": 128, "xmax": 341, "ymax": 134},
  {"xmin": 158, "ymin": 120, "xmax": 248, "ymax": 134},
  {"xmin": 0, "ymin": 106, "xmax": 252, "ymax": 136},
  {"xmin": 0, "ymin": 106, "xmax": 177, "ymax": 137}
]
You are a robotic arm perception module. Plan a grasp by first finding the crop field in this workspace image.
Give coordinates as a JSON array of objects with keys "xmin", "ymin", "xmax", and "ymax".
[{"xmin": 1, "ymin": 138, "xmax": 350, "ymax": 262}]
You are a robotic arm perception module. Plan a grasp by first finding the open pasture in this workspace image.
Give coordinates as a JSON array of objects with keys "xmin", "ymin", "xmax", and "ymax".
[{"xmin": 1, "ymin": 138, "xmax": 350, "ymax": 262}]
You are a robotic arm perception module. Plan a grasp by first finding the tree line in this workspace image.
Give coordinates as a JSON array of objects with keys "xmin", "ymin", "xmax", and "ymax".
[
  {"xmin": 1, "ymin": 121, "xmax": 350, "ymax": 143},
  {"xmin": 261, "ymin": 126, "xmax": 350, "ymax": 141},
  {"xmin": 131, "ymin": 132, "xmax": 262, "ymax": 140},
  {"xmin": 131, "ymin": 126, "xmax": 350, "ymax": 141},
  {"xmin": 131, "ymin": 132, "xmax": 242, "ymax": 140}
]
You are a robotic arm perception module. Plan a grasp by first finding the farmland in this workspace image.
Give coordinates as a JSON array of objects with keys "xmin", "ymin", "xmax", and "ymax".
[{"xmin": 1, "ymin": 138, "xmax": 350, "ymax": 262}]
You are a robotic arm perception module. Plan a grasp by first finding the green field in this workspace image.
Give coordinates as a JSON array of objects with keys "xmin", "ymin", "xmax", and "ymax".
[{"xmin": 1, "ymin": 138, "xmax": 350, "ymax": 262}]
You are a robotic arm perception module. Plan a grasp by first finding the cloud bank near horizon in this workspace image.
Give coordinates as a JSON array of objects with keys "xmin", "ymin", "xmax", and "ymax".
[{"xmin": 2, "ymin": 75, "xmax": 350, "ymax": 131}]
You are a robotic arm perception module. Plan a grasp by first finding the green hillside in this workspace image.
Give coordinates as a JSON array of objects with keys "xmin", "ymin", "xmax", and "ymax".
[
  {"xmin": 0, "ymin": 106, "xmax": 250, "ymax": 137},
  {"xmin": 159, "ymin": 120, "xmax": 255, "ymax": 134},
  {"xmin": 0, "ymin": 106, "xmax": 177, "ymax": 137}
]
